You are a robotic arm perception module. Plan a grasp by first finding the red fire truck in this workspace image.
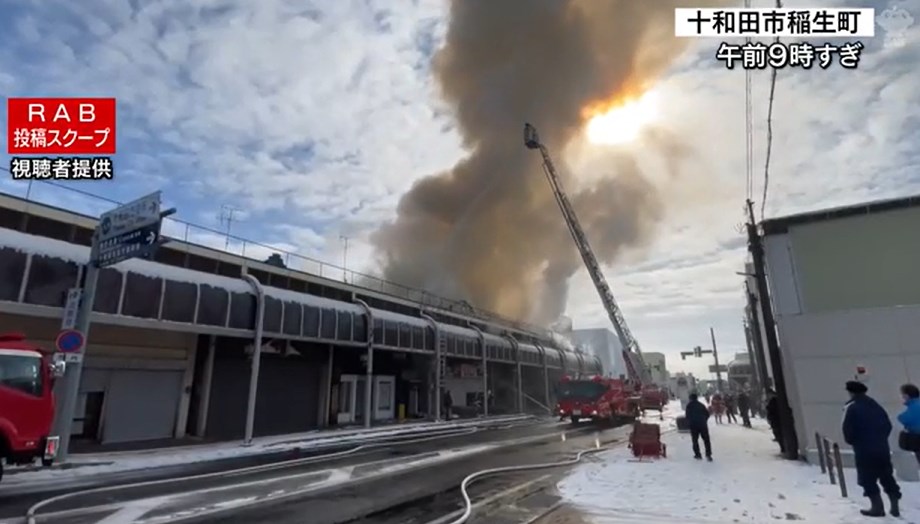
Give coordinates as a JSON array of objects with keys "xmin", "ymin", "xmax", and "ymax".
[
  {"xmin": 639, "ymin": 384, "xmax": 669, "ymax": 420},
  {"xmin": 555, "ymin": 375, "xmax": 640, "ymax": 425},
  {"xmin": 0, "ymin": 332, "xmax": 63, "ymax": 482}
]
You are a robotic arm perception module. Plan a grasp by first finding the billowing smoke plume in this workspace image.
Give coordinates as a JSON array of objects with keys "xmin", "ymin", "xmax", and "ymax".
[{"xmin": 373, "ymin": 0, "xmax": 718, "ymax": 325}]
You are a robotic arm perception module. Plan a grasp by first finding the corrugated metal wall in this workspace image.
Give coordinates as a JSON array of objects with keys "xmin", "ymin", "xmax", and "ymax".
[
  {"xmin": 787, "ymin": 206, "xmax": 920, "ymax": 313},
  {"xmin": 206, "ymin": 338, "xmax": 324, "ymax": 440}
]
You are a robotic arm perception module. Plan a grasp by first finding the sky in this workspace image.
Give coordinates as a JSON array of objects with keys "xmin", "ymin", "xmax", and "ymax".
[{"xmin": 1, "ymin": 0, "xmax": 918, "ymax": 379}]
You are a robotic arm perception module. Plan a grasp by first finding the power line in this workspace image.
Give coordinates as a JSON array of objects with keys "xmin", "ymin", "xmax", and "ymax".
[
  {"xmin": 761, "ymin": 0, "xmax": 784, "ymax": 220},
  {"xmin": 744, "ymin": 0, "xmax": 754, "ymax": 202}
]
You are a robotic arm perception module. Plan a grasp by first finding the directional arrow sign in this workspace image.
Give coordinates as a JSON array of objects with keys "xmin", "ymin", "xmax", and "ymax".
[
  {"xmin": 97, "ymin": 191, "xmax": 161, "ymax": 243},
  {"xmin": 95, "ymin": 221, "xmax": 162, "ymax": 268}
]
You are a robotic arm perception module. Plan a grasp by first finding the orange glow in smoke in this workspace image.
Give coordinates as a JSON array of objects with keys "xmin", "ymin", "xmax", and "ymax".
[{"xmin": 584, "ymin": 89, "xmax": 660, "ymax": 145}]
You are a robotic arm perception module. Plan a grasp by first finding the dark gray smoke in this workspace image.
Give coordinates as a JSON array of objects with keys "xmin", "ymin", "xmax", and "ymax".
[{"xmin": 373, "ymin": 0, "xmax": 720, "ymax": 324}]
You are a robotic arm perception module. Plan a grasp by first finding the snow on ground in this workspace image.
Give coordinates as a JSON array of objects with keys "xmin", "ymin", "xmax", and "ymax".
[
  {"xmin": 639, "ymin": 400, "xmax": 683, "ymax": 428},
  {"xmin": 3, "ymin": 415, "xmax": 531, "ymax": 486},
  {"xmin": 558, "ymin": 417, "xmax": 920, "ymax": 523}
]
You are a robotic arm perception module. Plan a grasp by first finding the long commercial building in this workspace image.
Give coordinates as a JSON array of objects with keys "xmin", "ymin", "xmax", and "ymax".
[{"xmin": 0, "ymin": 192, "xmax": 601, "ymax": 447}]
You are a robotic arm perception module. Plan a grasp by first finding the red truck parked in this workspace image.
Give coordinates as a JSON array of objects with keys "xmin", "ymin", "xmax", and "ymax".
[
  {"xmin": 0, "ymin": 332, "xmax": 63, "ymax": 481},
  {"xmin": 555, "ymin": 375, "xmax": 640, "ymax": 426}
]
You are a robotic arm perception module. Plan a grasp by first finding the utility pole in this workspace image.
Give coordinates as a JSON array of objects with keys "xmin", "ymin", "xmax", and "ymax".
[
  {"xmin": 745, "ymin": 281, "xmax": 772, "ymax": 394},
  {"xmin": 51, "ymin": 262, "xmax": 100, "ymax": 460},
  {"xmin": 746, "ymin": 199, "xmax": 799, "ymax": 460},
  {"xmin": 340, "ymin": 235, "xmax": 349, "ymax": 282},
  {"xmin": 709, "ymin": 327, "xmax": 724, "ymax": 392},
  {"xmin": 742, "ymin": 318, "xmax": 762, "ymax": 405},
  {"xmin": 219, "ymin": 205, "xmax": 242, "ymax": 250}
]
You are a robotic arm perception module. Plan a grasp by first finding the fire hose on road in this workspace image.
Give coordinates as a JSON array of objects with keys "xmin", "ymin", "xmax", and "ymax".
[
  {"xmin": 427, "ymin": 445, "xmax": 610, "ymax": 524},
  {"xmin": 25, "ymin": 427, "xmax": 483, "ymax": 524}
]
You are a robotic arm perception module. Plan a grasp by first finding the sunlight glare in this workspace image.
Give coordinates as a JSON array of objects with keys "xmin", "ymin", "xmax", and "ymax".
[{"xmin": 585, "ymin": 90, "xmax": 660, "ymax": 145}]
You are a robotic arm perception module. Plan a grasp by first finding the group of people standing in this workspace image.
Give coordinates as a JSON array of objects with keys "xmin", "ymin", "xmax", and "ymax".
[
  {"xmin": 840, "ymin": 381, "xmax": 920, "ymax": 518},
  {"xmin": 706, "ymin": 390, "xmax": 753, "ymax": 428},
  {"xmin": 683, "ymin": 387, "xmax": 757, "ymax": 462},
  {"xmin": 685, "ymin": 380, "xmax": 920, "ymax": 519}
]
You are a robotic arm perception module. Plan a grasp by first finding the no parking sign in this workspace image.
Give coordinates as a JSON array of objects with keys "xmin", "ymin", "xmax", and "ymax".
[{"xmin": 55, "ymin": 329, "xmax": 85, "ymax": 354}]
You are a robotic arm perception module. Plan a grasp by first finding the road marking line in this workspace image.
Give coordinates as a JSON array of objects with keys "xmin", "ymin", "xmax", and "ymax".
[{"xmin": 96, "ymin": 496, "xmax": 171, "ymax": 524}]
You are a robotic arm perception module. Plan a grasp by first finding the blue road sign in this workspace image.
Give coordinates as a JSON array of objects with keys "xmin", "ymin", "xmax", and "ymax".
[
  {"xmin": 94, "ymin": 221, "xmax": 161, "ymax": 268},
  {"xmin": 56, "ymin": 329, "xmax": 85, "ymax": 353}
]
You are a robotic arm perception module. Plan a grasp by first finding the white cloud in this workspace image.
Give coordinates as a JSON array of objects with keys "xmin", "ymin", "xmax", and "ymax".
[
  {"xmin": 2, "ymin": 0, "xmax": 918, "ymax": 382},
  {"xmin": 564, "ymin": 2, "xmax": 920, "ymax": 375}
]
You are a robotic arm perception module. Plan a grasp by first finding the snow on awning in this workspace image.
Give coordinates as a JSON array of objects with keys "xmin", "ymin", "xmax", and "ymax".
[
  {"xmin": 370, "ymin": 308, "xmax": 431, "ymax": 328},
  {"xmin": 482, "ymin": 332, "xmax": 507, "ymax": 345},
  {"xmin": 263, "ymin": 286, "xmax": 364, "ymax": 315},
  {"xmin": 0, "ymin": 228, "xmax": 252, "ymax": 294},
  {"xmin": 441, "ymin": 323, "xmax": 479, "ymax": 340}
]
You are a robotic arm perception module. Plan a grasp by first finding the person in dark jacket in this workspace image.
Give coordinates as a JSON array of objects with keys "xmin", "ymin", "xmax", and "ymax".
[
  {"xmin": 765, "ymin": 388, "xmax": 784, "ymax": 453},
  {"xmin": 685, "ymin": 393, "xmax": 712, "ymax": 461},
  {"xmin": 737, "ymin": 390, "xmax": 752, "ymax": 428},
  {"xmin": 724, "ymin": 393, "xmax": 738, "ymax": 424},
  {"xmin": 842, "ymin": 380, "xmax": 901, "ymax": 517},
  {"xmin": 443, "ymin": 389, "xmax": 454, "ymax": 420}
]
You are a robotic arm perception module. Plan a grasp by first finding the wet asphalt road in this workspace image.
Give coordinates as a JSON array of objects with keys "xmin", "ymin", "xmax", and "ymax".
[
  {"xmin": 7, "ymin": 419, "xmax": 579, "ymax": 521},
  {"xmin": 200, "ymin": 423, "xmax": 631, "ymax": 524}
]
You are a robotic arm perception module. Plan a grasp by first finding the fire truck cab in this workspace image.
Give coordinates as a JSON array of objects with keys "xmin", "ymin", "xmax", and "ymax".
[
  {"xmin": 0, "ymin": 332, "xmax": 64, "ymax": 482},
  {"xmin": 555, "ymin": 375, "xmax": 639, "ymax": 425}
]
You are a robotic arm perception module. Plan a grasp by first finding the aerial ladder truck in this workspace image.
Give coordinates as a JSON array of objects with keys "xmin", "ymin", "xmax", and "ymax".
[{"xmin": 523, "ymin": 123, "xmax": 668, "ymax": 418}]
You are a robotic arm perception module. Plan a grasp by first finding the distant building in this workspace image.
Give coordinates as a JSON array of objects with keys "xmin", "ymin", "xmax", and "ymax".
[
  {"xmin": 570, "ymin": 328, "xmax": 626, "ymax": 378},
  {"xmin": 643, "ymin": 352, "xmax": 669, "ymax": 386},
  {"xmin": 727, "ymin": 352, "xmax": 754, "ymax": 391}
]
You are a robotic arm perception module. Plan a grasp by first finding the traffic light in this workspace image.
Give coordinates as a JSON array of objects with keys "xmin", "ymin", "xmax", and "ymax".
[{"xmin": 694, "ymin": 345, "xmax": 703, "ymax": 358}]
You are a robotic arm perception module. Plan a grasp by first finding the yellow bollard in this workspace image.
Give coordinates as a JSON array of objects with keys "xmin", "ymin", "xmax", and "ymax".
[{"xmin": 398, "ymin": 403, "xmax": 406, "ymax": 422}]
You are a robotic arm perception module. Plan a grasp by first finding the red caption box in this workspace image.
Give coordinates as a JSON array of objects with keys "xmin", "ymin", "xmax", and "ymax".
[{"xmin": 7, "ymin": 98, "xmax": 117, "ymax": 155}]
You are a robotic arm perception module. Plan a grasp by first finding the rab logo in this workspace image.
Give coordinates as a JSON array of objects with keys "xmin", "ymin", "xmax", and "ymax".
[{"xmin": 7, "ymin": 98, "xmax": 117, "ymax": 155}]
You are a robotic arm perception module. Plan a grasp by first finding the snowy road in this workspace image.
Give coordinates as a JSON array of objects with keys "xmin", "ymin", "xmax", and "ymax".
[
  {"xmin": 14, "ymin": 420, "xmax": 591, "ymax": 524},
  {"xmin": 30, "ymin": 446, "xmax": 494, "ymax": 524},
  {"xmin": 1, "ymin": 419, "xmax": 559, "ymax": 521},
  {"xmin": 3, "ymin": 414, "xmax": 534, "ymax": 488}
]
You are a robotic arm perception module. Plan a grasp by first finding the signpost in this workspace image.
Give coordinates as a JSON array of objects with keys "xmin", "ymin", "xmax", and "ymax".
[
  {"xmin": 51, "ymin": 191, "xmax": 175, "ymax": 460},
  {"xmin": 55, "ymin": 329, "xmax": 85, "ymax": 363},
  {"xmin": 61, "ymin": 288, "xmax": 82, "ymax": 330},
  {"xmin": 98, "ymin": 192, "xmax": 161, "ymax": 243}
]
